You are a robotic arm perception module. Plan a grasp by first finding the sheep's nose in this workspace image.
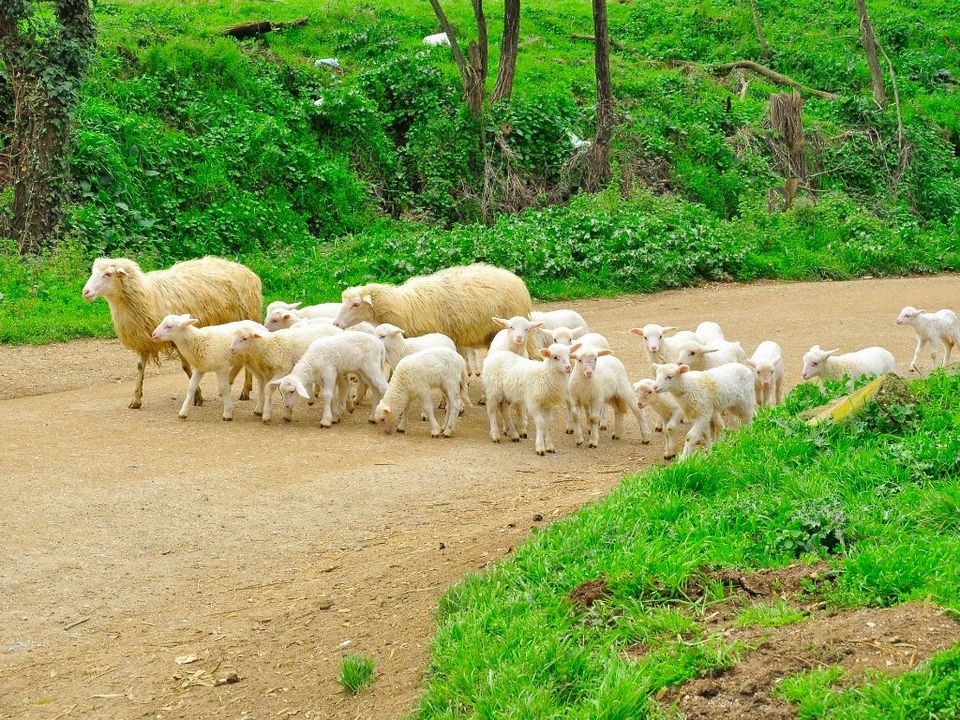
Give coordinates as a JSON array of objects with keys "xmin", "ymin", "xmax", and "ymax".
[
  {"xmin": 333, "ymin": 321, "xmax": 345, "ymax": 329},
  {"xmin": 650, "ymin": 346, "xmax": 659, "ymax": 353}
]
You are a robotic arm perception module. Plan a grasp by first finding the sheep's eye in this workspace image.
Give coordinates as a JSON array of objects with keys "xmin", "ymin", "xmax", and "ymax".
[
  {"xmin": 352, "ymin": 301, "xmax": 360, "ymax": 308},
  {"xmin": 104, "ymin": 271, "xmax": 112, "ymax": 277}
]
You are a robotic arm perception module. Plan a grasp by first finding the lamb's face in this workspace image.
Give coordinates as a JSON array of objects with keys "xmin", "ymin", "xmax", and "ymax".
[
  {"xmin": 230, "ymin": 328, "xmax": 259, "ymax": 355},
  {"xmin": 896, "ymin": 307, "xmax": 921, "ymax": 325},
  {"xmin": 572, "ymin": 348, "xmax": 599, "ymax": 379},
  {"xmin": 333, "ymin": 289, "xmax": 373, "ymax": 329},
  {"xmin": 374, "ymin": 401, "xmax": 394, "ymax": 434},
  {"xmin": 151, "ymin": 314, "xmax": 191, "ymax": 342},
  {"xmin": 548, "ymin": 326, "xmax": 576, "ymax": 346},
  {"xmin": 539, "ymin": 343, "xmax": 573, "ymax": 374},
  {"xmin": 653, "ymin": 363, "xmax": 684, "ymax": 394},
  {"xmin": 632, "ymin": 380, "xmax": 657, "ymax": 408},
  {"xmin": 374, "ymin": 324, "xmax": 403, "ymax": 345},
  {"xmin": 632, "ymin": 324, "xmax": 676, "ymax": 355},
  {"xmin": 82, "ymin": 261, "xmax": 126, "ymax": 301},
  {"xmin": 264, "ymin": 308, "xmax": 296, "ymax": 331},
  {"xmin": 800, "ymin": 347, "xmax": 834, "ymax": 380},
  {"xmin": 276, "ymin": 376, "xmax": 309, "ymax": 411},
  {"xmin": 749, "ymin": 359, "xmax": 780, "ymax": 388}
]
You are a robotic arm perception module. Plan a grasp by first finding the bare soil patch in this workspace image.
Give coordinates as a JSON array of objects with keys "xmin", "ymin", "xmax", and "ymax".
[
  {"xmin": 667, "ymin": 603, "xmax": 960, "ymax": 720},
  {"xmin": 2, "ymin": 275, "xmax": 958, "ymax": 719}
]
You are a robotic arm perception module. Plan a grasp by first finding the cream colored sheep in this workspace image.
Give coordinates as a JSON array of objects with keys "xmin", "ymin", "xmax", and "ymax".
[
  {"xmin": 632, "ymin": 379, "xmax": 685, "ymax": 459},
  {"xmin": 332, "ymin": 264, "xmax": 532, "ymax": 361},
  {"xmin": 82, "ymin": 256, "xmax": 262, "ymax": 409}
]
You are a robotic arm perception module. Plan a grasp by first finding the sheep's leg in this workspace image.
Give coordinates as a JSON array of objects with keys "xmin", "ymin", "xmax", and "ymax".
[
  {"xmin": 543, "ymin": 408, "xmax": 556, "ymax": 454},
  {"xmin": 441, "ymin": 380, "xmax": 460, "ymax": 436},
  {"xmin": 501, "ymin": 401, "xmax": 521, "ymax": 442},
  {"xmin": 627, "ymin": 397, "xmax": 650, "ymax": 443},
  {"xmin": 930, "ymin": 341, "xmax": 940, "ymax": 368},
  {"xmin": 218, "ymin": 371, "xmax": 235, "ymax": 421},
  {"xmin": 571, "ymin": 403, "xmax": 585, "ymax": 446},
  {"xmin": 944, "ymin": 339, "xmax": 956, "ymax": 367},
  {"xmin": 516, "ymin": 403, "xmax": 529, "ymax": 439},
  {"xmin": 174, "ymin": 350, "xmax": 203, "ymax": 406},
  {"xmin": 253, "ymin": 372, "xmax": 267, "ymax": 418},
  {"xmin": 910, "ymin": 338, "xmax": 927, "ymax": 373},
  {"xmin": 533, "ymin": 411, "xmax": 548, "ymax": 455},
  {"xmin": 611, "ymin": 403, "xmax": 626, "ymax": 441},
  {"xmin": 360, "ymin": 370, "xmax": 387, "ymax": 424},
  {"xmin": 130, "ymin": 353, "xmax": 147, "ymax": 409},
  {"xmin": 318, "ymin": 378, "xmax": 336, "ymax": 428},
  {"xmin": 420, "ymin": 391, "xmax": 442, "ymax": 437},
  {"xmin": 239, "ymin": 367, "xmax": 252, "ymax": 401},
  {"xmin": 587, "ymin": 407, "xmax": 601, "ymax": 449},
  {"xmin": 564, "ymin": 389, "xmax": 576, "ymax": 435},
  {"xmin": 179, "ymin": 369, "xmax": 204, "ymax": 419},
  {"xmin": 775, "ymin": 378, "xmax": 784, "ymax": 404},
  {"xmin": 487, "ymin": 395, "xmax": 501, "ymax": 443},
  {"xmin": 681, "ymin": 417, "xmax": 711, "ymax": 459},
  {"xmin": 663, "ymin": 425, "xmax": 677, "ymax": 460}
]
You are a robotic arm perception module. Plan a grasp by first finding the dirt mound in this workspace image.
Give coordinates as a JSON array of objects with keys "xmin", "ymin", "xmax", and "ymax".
[
  {"xmin": 667, "ymin": 602, "xmax": 960, "ymax": 720},
  {"xmin": 703, "ymin": 560, "xmax": 835, "ymax": 599},
  {"xmin": 570, "ymin": 578, "xmax": 610, "ymax": 609}
]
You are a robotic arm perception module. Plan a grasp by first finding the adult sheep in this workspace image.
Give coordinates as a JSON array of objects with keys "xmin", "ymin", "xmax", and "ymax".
[
  {"xmin": 82, "ymin": 256, "xmax": 263, "ymax": 409},
  {"xmin": 332, "ymin": 264, "xmax": 533, "ymax": 361}
]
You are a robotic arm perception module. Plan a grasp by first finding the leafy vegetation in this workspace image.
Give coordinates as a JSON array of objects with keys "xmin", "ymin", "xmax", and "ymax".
[
  {"xmin": 338, "ymin": 653, "xmax": 376, "ymax": 694},
  {"xmin": 413, "ymin": 371, "xmax": 960, "ymax": 718},
  {"xmin": 1, "ymin": 0, "xmax": 958, "ymax": 344}
]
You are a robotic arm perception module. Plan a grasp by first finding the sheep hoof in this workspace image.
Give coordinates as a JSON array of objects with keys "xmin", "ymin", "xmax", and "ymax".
[
  {"xmin": 511, "ymin": 436, "xmax": 520, "ymax": 443},
  {"xmin": 128, "ymin": 400, "xmax": 142, "ymax": 410},
  {"xmin": 655, "ymin": 427, "xmax": 663, "ymax": 433},
  {"xmin": 253, "ymin": 410, "xmax": 262, "ymax": 417},
  {"xmin": 283, "ymin": 417, "xmax": 291, "ymax": 423},
  {"xmin": 239, "ymin": 391, "xmax": 250, "ymax": 401},
  {"xmin": 193, "ymin": 390, "xmax": 204, "ymax": 406},
  {"xmin": 307, "ymin": 399, "xmax": 316, "ymax": 406},
  {"xmin": 320, "ymin": 422, "xmax": 332, "ymax": 428},
  {"xmin": 588, "ymin": 442, "xmax": 598, "ymax": 449},
  {"xmin": 491, "ymin": 437, "xmax": 500, "ymax": 444},
  {"xmin": 576, "ymin": 440, "xmax": 583, "ymax": 446},
  {"xmin": 565, "ymin": 429, "xmax": 573, "ymax": 435},
  {"xmin": 477, "ymin": 399, "xmax": 486, "ymax": 406},
  {"xmin": 222, "ymin": 417, "xmax": 233, "ymax": 422},
  {"xmin": 641, "ymin": 439, "xmax": 651, "ymax": 445},
  {"xmin": 536, "ymin": 450, "xmax": 545, "ymax": 456},
  {"xmin": 520, "ymin": 432, "xmax": 528, "ymax": 439},
  {"xmin": 396, "ymin": 428, "xmax": 405, "ymax": 434},
  {"xmin": 369, "ymin": 419, "xmax": 377, "ymax": 425},
  {"xmin": 546, "ymin": 448, "xmax": 556, "ymax": 454},
  {"xmin": 431, "ymin": 432, "xmax": 441, "ymax": 438},
  {"xmin": 612, "ymin": 434, "xmax": 621, "ymax": 440},
  {"xmin": 664, "ymin": 453, "xmax": 675, "ymax": 460}
]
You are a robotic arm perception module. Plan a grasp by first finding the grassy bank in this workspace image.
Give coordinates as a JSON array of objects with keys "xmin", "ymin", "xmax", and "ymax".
[{"xmin": 412, "ymin": 371, "xmax": 960, "ymax": 717}]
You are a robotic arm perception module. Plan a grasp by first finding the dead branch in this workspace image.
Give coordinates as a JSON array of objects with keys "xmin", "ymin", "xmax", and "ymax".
[
  {"xmin": 569, "ymin": 33, "xmax": 629, "ymax": 52},
  {"xmin": 223, "ymin": 17, "xmax": 308, "ymax": 40},
  {"xmin": 749, "ymin": 0, "xmax": 771, "ymax": 60}
]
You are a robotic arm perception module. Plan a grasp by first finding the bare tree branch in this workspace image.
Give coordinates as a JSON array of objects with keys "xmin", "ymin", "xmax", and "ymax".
[
  {"xmin": 491, "ymin": 0, "xmax": 520, "ymax": 103},
  {"xmin": 856, "ymin": 0, "xmax": 886, "ymax": 108}
]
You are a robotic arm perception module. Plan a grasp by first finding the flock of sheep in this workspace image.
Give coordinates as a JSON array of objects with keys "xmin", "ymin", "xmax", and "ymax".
[{"xmin": 81, "ymin": 257, "xmax": 960, "ymax": 460}]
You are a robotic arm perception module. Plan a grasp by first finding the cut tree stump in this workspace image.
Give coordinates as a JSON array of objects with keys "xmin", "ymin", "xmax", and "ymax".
[
  {"xmin": 804, "ymin": 373, "xmax": 917, "ymax": 426},
  {"xmin": 223, "ymin": 17, "xmax": 308, "ymax": 40}
]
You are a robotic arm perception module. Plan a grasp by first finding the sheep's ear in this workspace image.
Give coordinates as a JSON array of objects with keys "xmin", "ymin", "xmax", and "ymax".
[
  {"xmin": 772, "ymin": 355, "xmax": 783, "ymax": 367},
  {"xmin": 115, "ymin": 266, "xmax": 128, "ymax": 276},
  {"xmin": 289, "ymin": 301, "xmax": 302, "ymax": 310},
  {"xmin": 651, "ymin": 362, "xmax": 661, "ymax": 371},
  {"xmin": 823, "ymin": 348, "xmax": 839, "ymax": 357},
  {"xmin": 184, "ymin": 317, "xmax": 199, "ymax": 327},
  {"xmin": 745, "ymin": 359, "xmax": 756, "ymax": 369},
  {"xmin": 570, "ymin": 352, "xmax": 579, "ymax": 360},
  {"xmin": 293, "ymin": 378, "xmax": 311, "ymax": 399},
  {"xmin": 530, "ymin": 322, "xmax": 544, "ymax": 330},
  {"xmin": 361, "ymin": 294, "xmax": 373, "ymax": 306},
  {"xmin": 678, "ymin": 364, "xmax": 690, "ymax": 374},
  {"xmin": 702, "ymin": 347, "xmax": 719, "ymax": 354},
  {"xmin": 632, "ymin": 381, "xmax": 642, "ymax": 390},
  {"xmin": 570, "ymin": 343, "xmax": 583, "ymax": 353},
  {"xmin": 389, "ymin": 327, "xmax": 404, "ymax": 337},
  {"xmin": 629, "ymin": 327, "xmax": 644, "ymax": 337},
  {"xmin": 917, "ymin": 309, "xmax": 926, "ymax": 314},
  {"xmin": 597, "ymin": 349, "xmax": 612, "ymax": 357},
  {"xmin": 571, "ymin": 325, "xmax": 585, "ymax": 335},
  {"xmin": 662, "ymin": 326, "xmax": 678, "ymax": 334},
  {"xmin": 539, "ymin": 347, "xmax": 550, "ymax": 359},
  {"xmin": 492, "ymin": 317, "xmax": 509, "ymax": 328},
  {"xmin": 252, "ymin": 330, "xmax": 265, "ymax": 339},
  {"xmin": 282, "ymin": 312, "xmax": 293, "ymax": 320}
]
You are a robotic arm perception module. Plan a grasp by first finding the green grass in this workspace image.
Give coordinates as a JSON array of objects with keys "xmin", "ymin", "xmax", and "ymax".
[
  {"xmin": 411, "ymin": 372, "xmax": 960, "ymax": 718},
  {"xmin": 339, "ymin": 653, "xmax": 375, "ymax": 695},
  {"xmin": 734, "ymin": 599, "xmax": 807, "ymax": 628}
]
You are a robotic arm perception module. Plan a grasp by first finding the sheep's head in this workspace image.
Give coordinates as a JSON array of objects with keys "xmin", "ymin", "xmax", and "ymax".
[
  {"xmin": 896, "ymin": 306, "xmax": 923, "ymax": 326},
  {"xmin": 745, "ymin": 356, "xmax": 782, "ymax": 388},
  {"xmin": 374, "ymin": 400, "xmax": 394, "ymax": 434},
  {"xmin": 273, "ymin": 375, "xmax": 311, "ymax": 411},
  {"xmin": 800, "ymin": 345, "xmax": 838, "ymax": 380},
  {"xmin": 570, "ymin": 344, "xmax": 611, "ymax": 379},
  {"xmin": 374, "ymin": 323, "xmax": 405, "ymax": 344},
  {"xmin": 82, "ymin": 258, "xmax": 133, "ymax": 301},
  {"xmin": 632, "ymin": 379, "xmax": 657, "ymax": 409},
  {"xmin": 545, "ymin": 325, "xmax": 581, "ymax": 346},
  {"xmin": 493, "ymin": 316, "xmax": 542, "ymax": 347},
  {"xmin": 630, "ymin": 324, "xmax": 678, "ymax": 355},
  {"xmin": 230, "ymin": 325, "xmax": 267, "ymax": 355},
  {"xmin": 653, "ymin": 363, "xmax": 689, "ymax": 394},
  {"xmin": 333, "ymin": 287, "xmax": 374, "ymax": 328},
  {"xmin": 539, "ymin": 343, "xmax": 573, "ymax": 374},
  {"xmin": 264, "ymin": 306, "xmax": 300, "ymax": 331},
  {"xmin": 676, "ymin": 341, "xmax": 718, "ymax": 368},
  {"xmin": 151, "ymin": 314, "xmax": 196, "ymax": 341}
]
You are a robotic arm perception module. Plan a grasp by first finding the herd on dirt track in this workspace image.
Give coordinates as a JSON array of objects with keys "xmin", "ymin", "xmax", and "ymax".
[{"xmin": 81, "ymin": 257, "xmax": 960, "ymax": 460}]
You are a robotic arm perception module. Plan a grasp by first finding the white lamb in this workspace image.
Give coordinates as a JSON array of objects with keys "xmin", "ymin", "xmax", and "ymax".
[
  {"xmin": 632, "ymin": 379, "xmax": 685, "ymax": 460},
  {"xmin": 543, "ymin": 326, "xmax": 610, "ymax": 350},
  {"xmin": 374, "ymin": 348, "xmax": 470, "ymax": 437},
  {"xmin": 151, "ymin": 314, "xmax": 258, "ymax": 421},
  {"xmin": 675, "ymin": 339, "xmax": 747, "ymax": 370},
  {"xmin": 531, "ymin": 309, "xmax": 589, "ymax": 347},
  {"xmin": 373, "ymin": 323, "xmax": 458, "ymax": 373},
  {"xmin": 482, "ymin": 343, "xmax": 574, "ymax": 455},
  {"xmin": 896, "ymin": 306, "xmax": 960, "ymax": 372},
  {"xmin": 695, "ymin": 321, "xmax": 726, "ymax": 344},
  {"xmin": 568, "ymin": 345, "xmax": 650, "ymax": 448},
  {"xmin": 800, "ymin": 345, "xmax": 896, "ymax": 386},
  {"xmin": 746, "ymin": 341, "xmax": 784, "ymax": 407},
  {"xmin": 271, "ymin": 331, "xmax": 389, "ymax": 427},
  {"xmin": 229, "ymin": 322, "xmax": 342, "ymax": 422},
  {"xmin": 630, "ymin": 324, "xmax": 700, "ymax": 365},
  {"xmin": 653, "ymin": 362, "xmax": 756, "ymax": 459},
  {"xmin": 263, "ymin": 300, "xmax": 340, "ymax": 330}
]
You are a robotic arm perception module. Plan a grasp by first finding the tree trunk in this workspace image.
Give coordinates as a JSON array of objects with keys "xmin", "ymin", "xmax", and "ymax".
[
  {"xmin": 492, "ymin": 0, "xmax": 521, "ymax": 103},
  {"xmin": 855, "ymin": 0, "xmax": 886, "ymax": 108},
  {"xmin": 749, "ymin": 0, "xmax": 771, "ymax": 60},
  {"xmin": 586, "ymin": 0, "xmax": 613, "ymax": 190}
]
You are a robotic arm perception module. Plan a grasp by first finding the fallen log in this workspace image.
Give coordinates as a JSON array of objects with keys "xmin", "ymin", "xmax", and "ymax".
[{"xmin": 223, "ymin": 17, "xmax": 308, "ymax": 40}]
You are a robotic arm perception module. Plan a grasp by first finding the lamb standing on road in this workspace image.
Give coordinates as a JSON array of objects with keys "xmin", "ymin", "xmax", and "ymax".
[
  {"xmin": 631, "ymin": 324, "xmax": 700, "ymax": 365},
  {"xmin": 531, "ymin": 309, "xmax": 589, "ymax": 348},
  {"xmin": 374, "ymin": 348, "xmax": 470, "ymax": 437},
  {"xmin": 271, "ymin": 331, "xmax": 389, "ymax": 427},
  {"xmin": 543, "ymin": 326, "xmax": 610, "ymax": 350},
  {"xmin": 653, "ymin": 362, "xmax": 755, "ymax": 459},
  {"xmin": 633, "ymin": 379, "xmax": 685, "ymax": 459},
  {"xmin": 332, "ymin": 264, "xmax": 532, "ymax": 364},
  {"xmin": 746, "ymin": 341, "xmax": 784, "ymax": 407},
  {"xmin": 151, "ymin": 315, "xmax": 259, "ymax": 421},
  {"xmin": 896, "ymin": 306, "xmax": 960, "ymax": 372},
  {"xmin": 482, "ymin": 343, "xmax": 574, "ymax": 455},
  {"xmin": 800, "ymin": 345, "xmax": 896, "ymax": 386},
  {"xmin": 229, "ymin": 322, "xmax": 342, "ymax": 422},
  {"xmin": 568, "ymin": 345, "xmax": 650, "ymax": 448},
  {"xmin": 374, "ymin": 323, "xmax": 458, "ymax": 375},
  {"xmin": 82, "ymin": 256, "xmax": 262, "ymax": 409}
]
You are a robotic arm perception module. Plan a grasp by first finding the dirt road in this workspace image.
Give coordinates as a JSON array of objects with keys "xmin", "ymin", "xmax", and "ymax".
[{"xmin": 1, "ymin": 275, "xmax": 956, "ymax": 720}]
